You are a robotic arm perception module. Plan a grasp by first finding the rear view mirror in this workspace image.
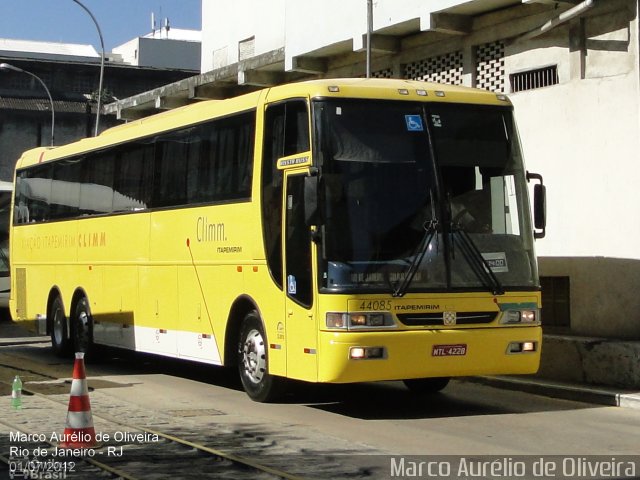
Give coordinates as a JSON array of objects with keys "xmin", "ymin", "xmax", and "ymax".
[
  {"xmin": 304, "ymin": 172, "xmax": 319, "ymax": 226},
  {"xmin": 533, "ymin": 184, "xmax": 546, "ymax": 238},
  {"xmin": 527, "ymin": 172, "xmax": 546, "ymax": 239}
]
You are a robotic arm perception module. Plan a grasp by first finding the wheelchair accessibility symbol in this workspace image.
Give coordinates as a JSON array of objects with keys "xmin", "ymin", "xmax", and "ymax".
[
  {"xmin": 287, "ymin": 275, "xmax": 297, "ymax": 295},
  {"xmin": 405, "ymin": 115, "xmax": 424, "ymax": 131}
]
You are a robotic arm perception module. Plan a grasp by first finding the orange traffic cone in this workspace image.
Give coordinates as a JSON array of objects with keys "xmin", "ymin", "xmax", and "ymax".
[{"xmin": 59, "ymin": 352, "xmax": 96, "ymax": 448}]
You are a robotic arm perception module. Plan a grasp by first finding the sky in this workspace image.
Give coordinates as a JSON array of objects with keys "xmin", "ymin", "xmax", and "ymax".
[{"xmin": 0, "ymin": 0, "xmax": 202, "ymax": 51}]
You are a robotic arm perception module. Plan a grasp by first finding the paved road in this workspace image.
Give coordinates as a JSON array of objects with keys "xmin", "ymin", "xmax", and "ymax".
[{"xmin": 1, "ymin": 324, "xmax": 639, "ymax": 479}]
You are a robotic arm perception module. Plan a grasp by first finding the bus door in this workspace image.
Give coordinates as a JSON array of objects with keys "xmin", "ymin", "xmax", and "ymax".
[{"xmin": 283, "ymin": 171, "xmax": 317, "ymax": 381}]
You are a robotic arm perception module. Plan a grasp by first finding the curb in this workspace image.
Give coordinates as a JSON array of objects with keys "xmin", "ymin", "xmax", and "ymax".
[
  {"xmin": 474, "ymin": 375, "xmax": 640, "ymax": 410},
  {"xmin": 0, "ymin": 336, "xmax": 50, "ymax": 346}
]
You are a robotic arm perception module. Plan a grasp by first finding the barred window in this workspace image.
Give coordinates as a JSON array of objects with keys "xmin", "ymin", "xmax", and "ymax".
[{"xmin": 510, "ymin": 66, "xmax": 559, "ymax": 93}]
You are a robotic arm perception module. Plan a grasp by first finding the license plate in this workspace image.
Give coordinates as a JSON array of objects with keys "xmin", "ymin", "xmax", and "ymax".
[{"xmin": 432, "ymin": 344, "xmax": 467, "ymax": 357}]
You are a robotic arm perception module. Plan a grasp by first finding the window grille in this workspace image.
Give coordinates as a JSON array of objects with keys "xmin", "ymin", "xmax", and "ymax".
[
  {"xmin": 238, "ymin": 37, "xmax": 255, "ymax": 61},
  {"xmin": 510, "ymin": 66, "xmax": 559, "ymax": 93},
  {"xmin": 405, "ymin": 51, "xmax": 463, "ymax": 85},
  {"xmin": 476, "ymin": 41, "xmax": 505, "ymax": 93},
  {"xmin": 372, "ymin": 68, "xmax": 393, "ymax": 79}
]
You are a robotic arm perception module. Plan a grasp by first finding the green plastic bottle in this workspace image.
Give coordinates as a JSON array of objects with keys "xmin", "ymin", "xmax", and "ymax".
[{"xmin": 11, "ymin": 375, "xmax": 22, "ymax": 410}]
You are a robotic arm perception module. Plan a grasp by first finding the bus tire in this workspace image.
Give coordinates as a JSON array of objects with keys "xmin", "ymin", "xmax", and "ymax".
[
  {"xmin": 72, "ymin": 296, "xmax": 93, "ymax": 355},
  {"xmin": 50, "ymin": 296, "xmax": 71, "ymax": 357},
  {"xmin": 237, "ymin": 311, "xmax": 284, "ymax": 402},
  {"xmin": 403, "ymin": 377, "xmax": 450, "ymax": 394}
]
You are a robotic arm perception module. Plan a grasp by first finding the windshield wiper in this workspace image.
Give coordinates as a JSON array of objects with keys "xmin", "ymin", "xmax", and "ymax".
[
  {"xmin": 392, "ymin": 219, "xmax": 438, "ymax": 297},
  {"xmin": 451, "ymin": 225, "xmax": 504, "ymax": 295},
  {"xmin": 393, "ymin": 190, "xmax": 439, "ymax": 297}
]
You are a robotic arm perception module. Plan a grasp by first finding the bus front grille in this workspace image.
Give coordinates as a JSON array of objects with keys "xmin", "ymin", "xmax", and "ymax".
[{"xmin": 396, "ymin": 311, "xmax": 497, "ymax": 326}]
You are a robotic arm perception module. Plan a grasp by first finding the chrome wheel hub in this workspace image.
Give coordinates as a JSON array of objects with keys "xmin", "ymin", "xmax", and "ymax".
[{"xmin": 241, "ymin": 328, "xmax": 266, "ymax": 384}]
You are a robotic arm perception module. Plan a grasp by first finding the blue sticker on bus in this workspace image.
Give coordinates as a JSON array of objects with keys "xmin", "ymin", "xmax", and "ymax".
[
  {"xmin": 405, "ymin": 115, "xmax": 424, "ymax": 131},
  {"xmin": 287, "ymin": 275, "xmax": 297, "ymax": 295}
]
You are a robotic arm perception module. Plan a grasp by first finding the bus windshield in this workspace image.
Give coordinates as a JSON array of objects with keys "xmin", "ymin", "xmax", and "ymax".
[{"xmin": 314, "ymin": 99, "xmax": 538, "ymax": 294}]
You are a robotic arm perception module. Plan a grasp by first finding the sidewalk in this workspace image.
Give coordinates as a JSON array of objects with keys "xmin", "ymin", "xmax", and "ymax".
[
  {"xmin": 0, "ymin": 318, "xmax": 49, "ymax": 345},
  {"xmin": 1, "ymin": 319, "xmax": 639, "ymax": 409},
  {"xmin": 475, "ymin": 375, "xmax": 640, "ymax": 410}
]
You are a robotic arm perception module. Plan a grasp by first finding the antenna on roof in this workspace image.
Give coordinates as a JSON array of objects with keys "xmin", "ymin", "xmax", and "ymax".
[{"xmin": 151, "ymin": 12, "xmax": 157, "ymax": 35}]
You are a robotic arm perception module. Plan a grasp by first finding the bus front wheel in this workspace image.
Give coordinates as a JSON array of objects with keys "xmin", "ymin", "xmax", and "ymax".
[
  {"xmin": 50, "ymin": 296, "xmax": 71, "ymax": 357},
  {"xmin": 238, "ymin": 311, "xmax": 284, "ymax": 402},
  {"xmin": 403, "ymin": 377, "xmax": 450, "ymax": 394}
]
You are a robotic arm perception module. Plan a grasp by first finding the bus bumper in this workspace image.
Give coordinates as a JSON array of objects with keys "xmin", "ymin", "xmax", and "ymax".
[{"xmin": 317, "ymin": 326, "xmax": 541, "ymax": 383}]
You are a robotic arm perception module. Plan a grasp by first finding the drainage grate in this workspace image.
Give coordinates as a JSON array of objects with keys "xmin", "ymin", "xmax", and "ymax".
[{"xmin": 167, "ymin": 408, "xmax": 225, "ymax": 417}]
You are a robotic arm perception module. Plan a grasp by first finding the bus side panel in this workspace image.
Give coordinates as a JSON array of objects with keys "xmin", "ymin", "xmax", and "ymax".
[
  {"xmin": 149, "ymin": 205, "xmax": 255, "ymax": 364},
  {"xmin": 138, "ymin": 265, "xmax": 179, "ymax": 356},
  {"xmin": 176, "ymin": 265, "xmax": 222, "ymax": 364},
  {"xmin": 77, "ymin": 215, "xmax": 150, "ymax": 350},
  {"xmin": 11, "ymin": 222, "xmax": 77, "ymax": 329},
  {"xmin": 95, "ymin": 265, "xmax": 137, "ymax": 349}
]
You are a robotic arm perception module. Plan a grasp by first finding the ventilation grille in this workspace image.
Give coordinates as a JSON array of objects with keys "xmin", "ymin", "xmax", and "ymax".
[
  {"xmin": 238, "ymin": 37, "xmax": 255, "ymax": 61},
  {"xmin": 397, "ymin": 311, "xmax": 497, "ymax": 327},
  {"xmin": 16, "ymin": 268, "xmax": 26, "ymax": 320},
  {"xmin": 510, "ymin": 66, "xmax": 559, "ymax": 93},
  {"xmin": 405, "ymin": 51, "xmax": 463, "ymax": 85},
  {"xmin": 476, "ymin": 41, "xmax": 505, "ymax": 93},
  {"xmin": 372, "ymin": 68, "xmax": 394, "ymax": 79}
]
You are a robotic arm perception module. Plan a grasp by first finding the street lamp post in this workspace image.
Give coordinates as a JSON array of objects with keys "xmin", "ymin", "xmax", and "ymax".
[
  {"xmin": 0, "ymin": 63, "xmax": 55, "ymax": 146},
  {"xmin": 366, "ymin": 0, "xmax": 373, "ymax": 78},
  {"xmin": 72, "ymin": 0, "xmax": 105, "ymax": 137}
]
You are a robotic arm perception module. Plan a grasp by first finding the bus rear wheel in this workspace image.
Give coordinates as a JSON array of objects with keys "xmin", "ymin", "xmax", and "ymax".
[
  {"xmin": 237, "ymin": 311, "xmax": 284, "ymax": 402},
  {"xmin": 403, "ymin": 377, "xmax": 450, "ymax": 394},
  {"xmin": 50, "ymin": 296, "xmax": 71, "ymax": 357},
  {"xmin": 73, "ymin": 297, "xmax": 93, "ymax": 355}
]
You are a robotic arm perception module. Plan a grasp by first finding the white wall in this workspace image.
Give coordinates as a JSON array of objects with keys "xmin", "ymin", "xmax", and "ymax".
[
  {"xmin": 201, "ymin": 0, "xmax": 462, "ymax": 72},
  {"xmin": 201, "ymin": 0, "xmax": 285, "ymax": 72},
  {"xmin": 510, "ymin": 10, "xmax": 640, "ymax": 260},
  {"xmin": 113, "ymin": 37, "xmax": 201, "ymax": 70},
  {"xmin": 508, "ymin": 5, "xmax": 640, "ymax": 337}
]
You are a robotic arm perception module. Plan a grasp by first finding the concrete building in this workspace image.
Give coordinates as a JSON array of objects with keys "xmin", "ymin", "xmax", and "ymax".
[
  {"xmin": 107, "ymin": 0, "xmax": 640, "ymax": 387},
  {"xmin": 112, "ymin": 25, "xmax": 201, "ymax": 70},
  {"xmin": 0, "ymin": 37, "xmax": 199, "ymax": 181}
]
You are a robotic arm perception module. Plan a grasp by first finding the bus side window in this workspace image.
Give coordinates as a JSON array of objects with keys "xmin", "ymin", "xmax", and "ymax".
[
  {"xmin": 14, "ymin": 175, "xmax": 29, "ymax": 224},
  {"xmin": 20, "ymin": 165, "xmax": 52, "ymax": 223},
  {"xmin": 113, "ymin": 143, "xmax": 153, "ymax": 212},
  {"xmin": 286, "ymin": 174, "xmax": 312, "ymax": 307},
  {"xmin": 262, "ymin": 100, "xmax": 310, "ymax": 289},
  {"xmin": 50, "ymin": 159, "xmax": 82, "ymax": 220}
]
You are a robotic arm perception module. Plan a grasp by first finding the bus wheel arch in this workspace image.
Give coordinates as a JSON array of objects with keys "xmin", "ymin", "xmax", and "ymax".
[
  {"xmin": 224, "ymin": 296, "xmax": 259, "ymax": 368},
  {"xmin": 70, "ymin": 289, "xmax": 93, "ymax": 354},
  {"xmin": 237, "ymin": 308, "xmax": 284, "ymax": 402},
  {"xmin": 47, "ymin": 288, "xmax": 71, "ymax": 357}
]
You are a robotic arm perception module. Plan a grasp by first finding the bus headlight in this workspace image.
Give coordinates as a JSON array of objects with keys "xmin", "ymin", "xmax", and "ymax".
[
  {"xmin": 507, "ymin": 341, "xmax": 538, "ymax": 354},
  {"xmin": 501, "ymin": 309, "xmax": 539, "ymax": 325},
  {"xmin": 349, "ymin": 346, "xmax": 386, "ymax": 360},
  {"xmin": 325, "ymin": 312, "xmax": 395, "ymax": 330}
]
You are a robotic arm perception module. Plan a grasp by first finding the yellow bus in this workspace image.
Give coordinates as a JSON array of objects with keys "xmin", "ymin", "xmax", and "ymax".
[
  {"xmin": 0, "ymin": 180, "xmax": 13, "ymax": 311},
  {"xmin": 10, "ymin": 79, "xmax": 546, "ymax": 402}
]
